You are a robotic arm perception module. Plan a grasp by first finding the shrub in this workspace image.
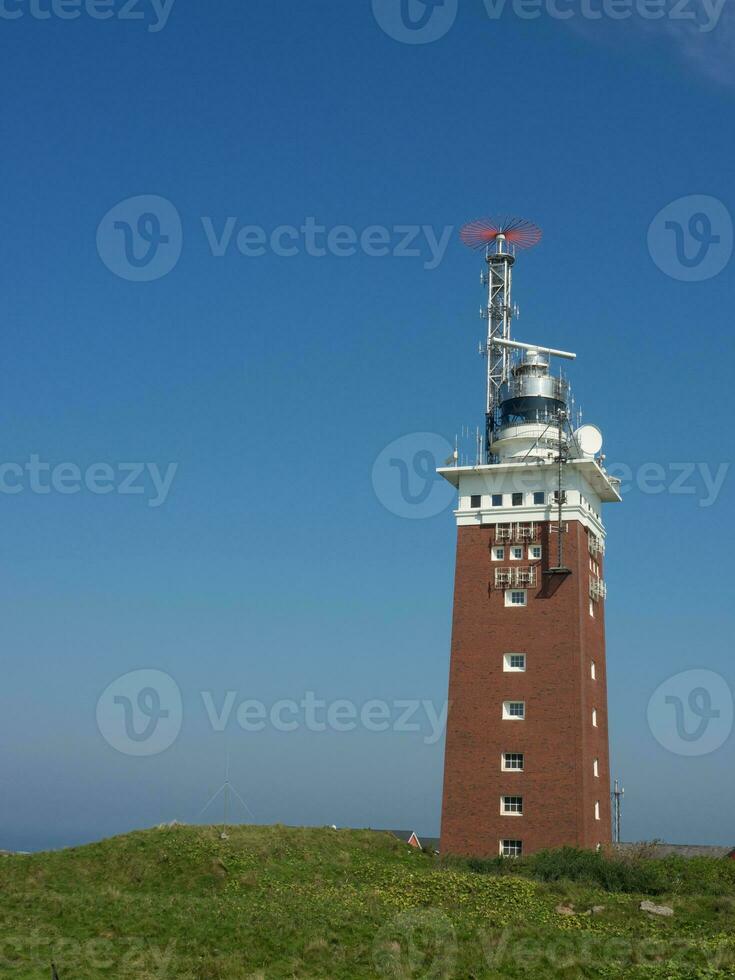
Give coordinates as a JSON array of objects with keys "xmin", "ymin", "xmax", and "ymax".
[{"xmin": 443, "ymin": 847, "xmax": 735, "ymax": 896}]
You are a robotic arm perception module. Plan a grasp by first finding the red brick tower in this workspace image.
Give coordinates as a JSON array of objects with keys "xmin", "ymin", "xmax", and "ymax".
[{"xmin": 438, "ymin": 220, "xmax": 621, "ymax": 857}]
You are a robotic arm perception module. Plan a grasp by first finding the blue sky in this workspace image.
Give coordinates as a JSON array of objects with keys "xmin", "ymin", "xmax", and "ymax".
[{"xmin": 0, "ymin": 0, "xmax": 733, "ymax": 851}]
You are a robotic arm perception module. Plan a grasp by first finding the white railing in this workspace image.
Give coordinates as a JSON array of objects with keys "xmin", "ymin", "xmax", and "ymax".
[
  {"xmin": 589, "ymin": 578, "xmax": 607, "ymax": 601},
  {"xmin": 496, "ymin": 567, "xmax": 537, "ymax": 589}
]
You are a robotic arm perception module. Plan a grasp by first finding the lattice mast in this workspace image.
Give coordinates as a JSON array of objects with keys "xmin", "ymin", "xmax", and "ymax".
[{"xmin": 460, "ymin": 217, "xmax": 543, "ymax": 462}]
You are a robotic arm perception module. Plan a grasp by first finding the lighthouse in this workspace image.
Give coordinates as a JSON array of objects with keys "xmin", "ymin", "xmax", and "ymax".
[{"xmin": 438, "ymin": 218, "xmax": 621, "ymax": 857}]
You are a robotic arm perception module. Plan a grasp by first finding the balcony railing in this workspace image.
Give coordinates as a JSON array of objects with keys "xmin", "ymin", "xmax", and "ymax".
[
  {"xmin": 495, "ymin": 567, "xmax": 538, "ymax": 589},
  {"xmin": 589, "ymin": 578, "xmax": 607, "ymax": 601}
]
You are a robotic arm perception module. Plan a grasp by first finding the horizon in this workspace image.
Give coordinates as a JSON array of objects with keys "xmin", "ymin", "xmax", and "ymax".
[{"xmin": 1, "ymin": 0, "xmax": 734, "ymax": 855}]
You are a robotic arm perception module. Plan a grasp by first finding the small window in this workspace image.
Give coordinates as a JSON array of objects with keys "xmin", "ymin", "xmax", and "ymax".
[
  {"xmin": 470, "ymin": 494, "xmax": 482, "ymax": 509},
  {"xmin": 500, "ymin": 839, "xmax": 523, "ymax": 858},
  {"xmin": 505, "ymin": 590, "xmax": 527, "ymax": 607},
  {"xmin": 503, "ymin": 701, "xmax": 525, "ymax": 720},
  {"xmin": 592, "ymin": 708, "xmax": 598, "ymax": 727},
  {"xmin": 492, "ymin": 546, "xmax": 505, "ymax": 561},
  {"xmin": 554, "ymin": 490, "xmax": 567, "ymax": 504},
  {"xmin": 595, "ymin": 801, "xmax": 601, "ymax": 821},
  {"xmin": 492, "ymin": 494, "xmax": 503, "ymax": 507},
  {"xmin": 512, "ymin": 492, "xmax": 523, "ymax": 507},
  {"xmin": 533, "ymin": 491, "xmax": 545, "ymax": 505},
  {"xmin": 501, "ymin": 796, "xmax": 524, "ymax": 815},
  {"xmin": 593, "ymin": 758, "xmax": 599, "ymax": 778},
  {"xmin": 529, "ymin": 545, "xmax": 542, "ymax": 560},
  {"xmin": 503, "ymin": 653, "xmax": 526, "ymax": 672},
  {"xmin": 502, "ymin": 752, "xmax": 524, "ymax": 771},
  {"xmin": 591, "ymin": 661, "xmax": 596, "ymax": 680},
  {"xmin": 510, "ymin": 546, "xmax": 523, "ymax": 560}
]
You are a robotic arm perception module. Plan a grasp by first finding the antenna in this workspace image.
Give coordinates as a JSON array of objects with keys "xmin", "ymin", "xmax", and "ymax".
[
  {"xmin": 612, "ymin": 778, "xmax": 625, "ymax": 844},
  {"xmin": 460, "ymin": 216, "xmax": 543, "ymax": 461},
  {"xmin": 199, "ymin": 752, "xmax": 255, "ymax": 839}
]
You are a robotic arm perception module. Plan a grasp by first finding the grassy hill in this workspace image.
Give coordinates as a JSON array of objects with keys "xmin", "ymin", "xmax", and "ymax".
[{"xmin": 1, "ymin": 824, "xmax": 735, "ymax": 978}]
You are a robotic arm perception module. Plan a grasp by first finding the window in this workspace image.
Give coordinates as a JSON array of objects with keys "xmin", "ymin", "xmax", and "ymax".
[
  {"xmin": 533, "ymin": 491, "xmax": 545, "ymax": 505},
  {"xmin": 592, "ymin": 709, "xmax": 598, "ymax": 727},
  {"xmin": 503, "ymin": 653, "xmax": 526, "ymax": 672},
  {"xmin": 510, "ymin": 546, "xmax": 523, "ymax": 561},
  {"xmin": 500, "ymin": 839, "xmax": 523, "ymax": 858},
  {"xmin": 505, "ymin": 590, "xmax": 527, "ymax": 607},
  {"xmin": 593, "ymin": 758, "xmax": 599, "ymax": 778},
  {"xmin": 512, "ymin": 492, "xmax": 523, "ymax": 507},
  {"xmin": 492, "ymin": 494, "xmax": 503, "ymax": 507},
  {"xmin": 503, "ymin": 701, "xmax": 525, "ymax": 720},
  {"xmin": 554, "ymin": 490, "xmax": 567, "ymax": 504},
  {"xmin": 589, "ymin": 600, "xmax": 595, "ymax": 618},
  {"xmin": 591, "ymin": 661, "xmax": 596, "ymax": 680},
  {"xmin": 501, "ymin": 796, "xmax": 524, "ymax": 815},
  {"xmin": 529, "ymin": 545, "xmax": 542, "ymax": 560},
  {"xmin": 595, "ymin": 801, "xmax": 601, "ymax": 821},
  {"xmin": 492, "ymin": 546, "xmax": 505, "ymax": 561},
  {"xmin": 502, "ymin": 752, "xmax": 524, "ymax": 771},
  {"xmin": 470, "ymin": 494, "xmax": 482, "ymax": 509}
]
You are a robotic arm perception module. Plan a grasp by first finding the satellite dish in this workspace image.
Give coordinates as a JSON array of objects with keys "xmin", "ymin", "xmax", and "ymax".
[{"xmin": 574, "ymin": 424, "xmax": 603, "ymax": 457}]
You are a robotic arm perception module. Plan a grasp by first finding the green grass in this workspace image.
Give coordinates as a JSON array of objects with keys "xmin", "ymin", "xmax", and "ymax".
[{"xmin": 1, "ymin": 825, "xmax": 734, "ymax": 978}]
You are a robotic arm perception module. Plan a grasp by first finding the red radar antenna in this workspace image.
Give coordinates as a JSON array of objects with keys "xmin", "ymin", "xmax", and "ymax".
[{"xmin": 459, "ymin": 215, "xmax": 543, "ymax": 251}]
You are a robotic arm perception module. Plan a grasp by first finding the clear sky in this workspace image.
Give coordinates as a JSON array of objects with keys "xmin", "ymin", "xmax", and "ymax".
[{"xmin": 0, "ymin": 0, "xmax": 733, "ymax": 851}]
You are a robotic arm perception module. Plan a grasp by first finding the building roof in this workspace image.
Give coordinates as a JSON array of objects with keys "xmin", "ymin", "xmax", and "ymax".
[{"xmin": 380, "ymin": 830, "xmax": 439, "ymax": 851}]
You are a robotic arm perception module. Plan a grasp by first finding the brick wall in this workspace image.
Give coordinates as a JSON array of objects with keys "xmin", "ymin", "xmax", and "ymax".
[{"xmin": 439, "ymin": 519, "xmax": 611, "ymax": 857}]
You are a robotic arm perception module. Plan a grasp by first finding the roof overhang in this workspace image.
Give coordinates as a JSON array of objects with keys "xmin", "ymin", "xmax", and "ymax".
[{"xmin": 437, "ymin": 458, "xmax": 622, "ymax": 503}]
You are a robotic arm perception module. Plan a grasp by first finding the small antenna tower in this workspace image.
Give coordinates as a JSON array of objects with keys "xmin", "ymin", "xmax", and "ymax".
[
  {"xmin": 199, "ymin": 752, "xmax": 254, "ymax": 839},
  {"xmin": 612, "ymin": 778, "xmax": 625, "ymax": 844}
]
